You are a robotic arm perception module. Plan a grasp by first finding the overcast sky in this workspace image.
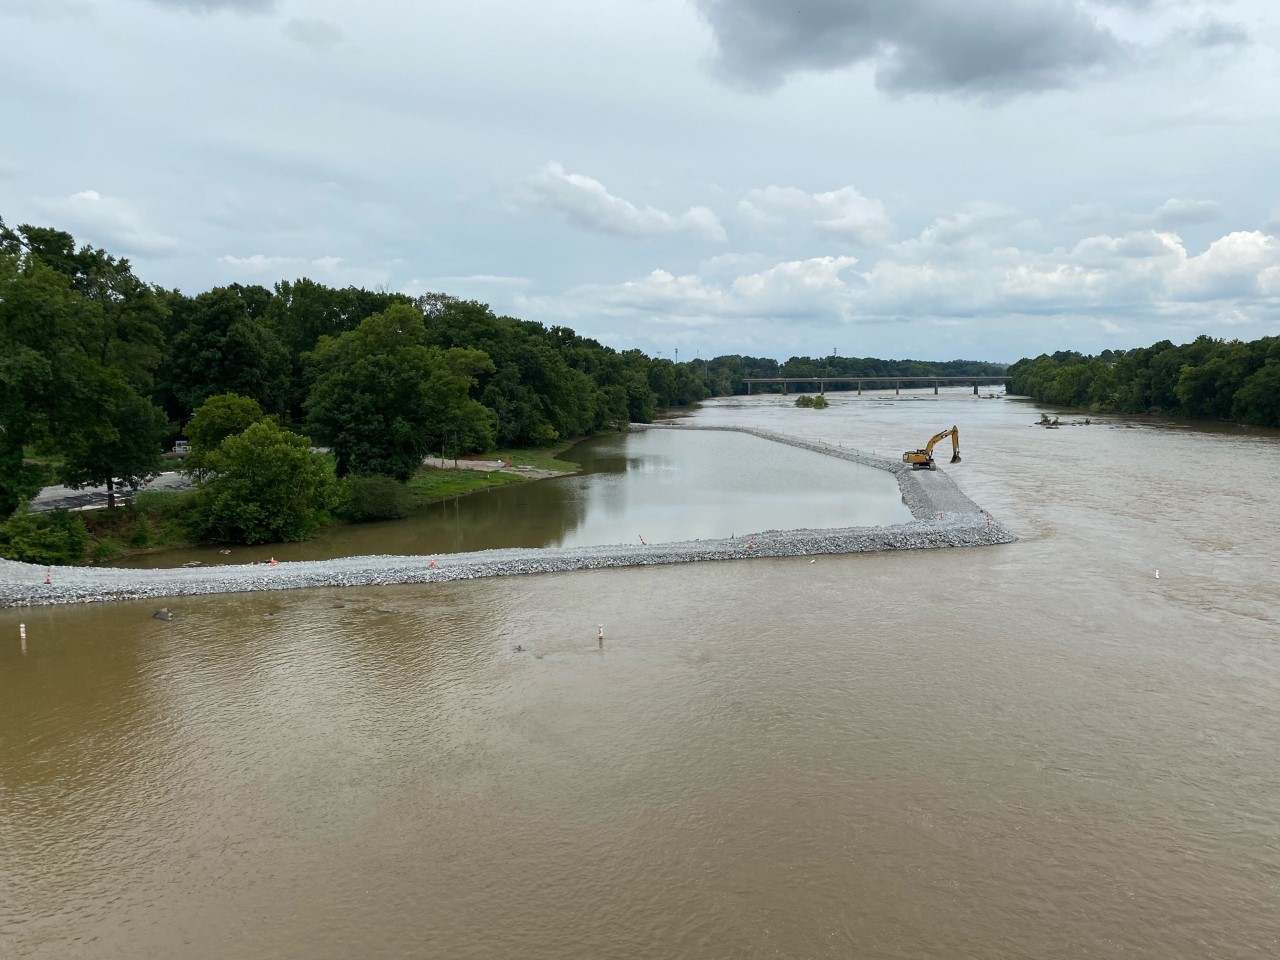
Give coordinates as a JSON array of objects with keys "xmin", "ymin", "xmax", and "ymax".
[{"xmin": 2, "ymin": 0, "xmax": 1278, "ymax": 362}]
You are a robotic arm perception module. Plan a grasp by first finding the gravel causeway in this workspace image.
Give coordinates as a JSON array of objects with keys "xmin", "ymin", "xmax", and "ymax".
[{"xmin": 0, "ymin": 426, "xmax": 1016, "ymax": 608}]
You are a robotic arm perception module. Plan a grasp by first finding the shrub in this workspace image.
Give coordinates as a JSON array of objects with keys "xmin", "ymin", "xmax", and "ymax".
[
  {"xmin": 129, "ymin": 518, "xmax": 152, "ymax": 548},
  {"xmin": 183, "ymin": 393, "xmax": 266, "ymax": 479},
  {"xmin": 336, "ymin": 474, "xmax": 414, "ymax": 523},
  {"xmin": 126, "ymin": 491, "xmax": 199, "ymax": 546},
  {"xmin": 794, "ymin": 394, "xmax": 828, "ymax": 408},
  {"xmin": 90, "ymin": 537, "xmax": 124, "ymax": 562},
  {"xmin": 0, "ymin": 507, "xmax": 91, "ymax": 565},
  {"xmin": 189, "ymin": 420, "xmax": 336, "ymax": 544}
]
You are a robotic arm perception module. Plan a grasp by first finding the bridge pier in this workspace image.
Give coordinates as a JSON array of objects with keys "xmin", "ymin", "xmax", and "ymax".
[
  {"xmin": 819, "ymin": 381, "xmax": 825, "ymax": 395},
  {"xmin": 857, "ymin": 381, "xmax": 862, "ymax": 396},
  {"xmin": 934, "ymin": 380, "xmax": 939, "ymax": 395},
  {"xmin": 895, "ymin": 381, "xmax": 900, "ymax": 396},
  {"xmin": 973, "ymin": 382, "xmax": 979, "ymax": 396}
]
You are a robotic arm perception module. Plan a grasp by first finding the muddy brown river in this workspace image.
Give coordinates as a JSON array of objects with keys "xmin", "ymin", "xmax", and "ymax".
[{"xmin": 2, "ymin": 391, "xmax": 1278, "ymax": 959}]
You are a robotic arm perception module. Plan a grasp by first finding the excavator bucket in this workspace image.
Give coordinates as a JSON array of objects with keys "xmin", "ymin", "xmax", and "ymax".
[{"xmin": 950, "ymin": 451, "xmax": 961, "ymax": 463}]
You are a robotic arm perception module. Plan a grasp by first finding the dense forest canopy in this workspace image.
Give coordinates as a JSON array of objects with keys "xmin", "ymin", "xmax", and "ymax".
[
  {"xmin": 1009, "ymin": 336, "xmax": 1280, "ymax": 426},
  {"xmin": 0, "ymin": 216, "xmax": 1011, "ymax": 521}
]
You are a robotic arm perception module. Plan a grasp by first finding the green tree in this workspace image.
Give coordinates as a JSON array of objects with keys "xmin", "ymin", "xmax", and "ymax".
[
  {"xmin": 264, "ymin": 278, "xmax": 411, "ymax": 416},
  {"xmin": 183, "ymin": 392, "xmax": 265, "ymax": 478},
  {"xmin": 191, "ymin": 420, "xmax": 335, "ymax": 544},
  {"xmin": 335, "ymin": 474, "xmax": 414, "ymax": 523},
  {"xmin": 1232, "ymin": 362, "xmax": 1280, "ymax": 426},
  {"xmin": 305, "ymin": 304, "xmax": 497, "ymax": 480},
  {"xmin": 0, "ymin": 221, "xmax": 166, "ymax": 394},
  {"xmin": 163, "ymin": 287, "xmax": 291, "ymax": 417},
  {"xmin": 59, "ymin": 372, "xmax": 166, "ymax": 509},
  {"xmin": 0, "ymin": 249, "xmax": 111, "ymax": 515}
]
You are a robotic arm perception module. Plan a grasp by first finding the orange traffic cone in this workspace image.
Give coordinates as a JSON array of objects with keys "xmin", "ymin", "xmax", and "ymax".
[
  {"xmin": 269, "ymin": 557, "xmax": 277, "ymax": 566},
  {"xmin": 44, "ymin": 567, "xmax": 52, "ymax": 585}
]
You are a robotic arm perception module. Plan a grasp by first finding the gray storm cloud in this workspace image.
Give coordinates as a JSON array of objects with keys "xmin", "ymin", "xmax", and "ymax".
[{"xmin": 693, "ymin": 0, "xmax": 1130, "ymax": 96}]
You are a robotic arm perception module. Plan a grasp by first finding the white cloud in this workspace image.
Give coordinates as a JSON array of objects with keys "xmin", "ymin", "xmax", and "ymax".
[
  {"xmin": 738, "ymin": 186, "xmax": 892, "ymax": 245},
  {"xmin": 888, "ymin": 203, "xmax": 1029, "ymax": 265},
  {"xmin": 1152, "ymin": 197, "xmax": 1221, "ymax": 228},
  {"xmin": 219, "ymin": 254, "xmax": 304, "ymax": 271},
  {"xmin": 1069, "ymin": 230, "xmax": 1182, "ymax": 267},
  {"xmin": 39, "ymin": 190, "xmax": 179, "ymax": 255},
  {"xmin": 1062, "ymin": 198, "xmax": 1223, "ymax": 233},
  {"xmin": 731, "ymin": 256, "xmax": 860, "ymax": 310},
  {"xmin": 515, "ymin": 223, "xmax": 1280, "ymax": 357},
  {"xmin": 402, "ymin": 274, "xmax": 532, "ymax": 299},
  {"xmin": 219, "ymin": 253, "xmax": 391, "ymax": 288},
  {"xmin": 1168, "ymin": 231, "xmax": 1279, "ymax": 300},
  {"xmin": 593, "ymin": 269, "xmax": 729, "ymax": 315},
  {"xmin": 282, "ymin": 17, "xmax": 344, "ymax": 50},
  {"xmin": 518, "ymin": 162, "xmax": 727, "ymax": 242},
  {"xmin": 425, "ymin": 274, "xmax": 530, "ymax": 287}
]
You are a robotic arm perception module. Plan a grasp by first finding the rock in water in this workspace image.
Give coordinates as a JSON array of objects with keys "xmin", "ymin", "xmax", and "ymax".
[{"xmin": 153, "ymin": 608, "xmax": 173, "ymax": 621}]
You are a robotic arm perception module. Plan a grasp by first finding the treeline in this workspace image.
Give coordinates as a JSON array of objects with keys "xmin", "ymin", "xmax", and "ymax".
[
  {"xmin": 2, "ymin": 214, "xmax": 1014, "ymax": 556},
  {"xmin": 0, "ymin": 217, "xmax": 712, "ymax": 521},
  {"xmin": 703, "ymin": 355, "xmax": 1006, "ymax": 395},
  {"xmin": 1009, "ymin": 335, "xmax": 1280, "ymax": 426}
]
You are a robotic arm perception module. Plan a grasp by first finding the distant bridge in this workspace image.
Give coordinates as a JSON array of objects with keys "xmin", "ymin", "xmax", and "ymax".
[{"xmin": 742, "ymin": 375, "xmax": 1012, "ymax": 396}]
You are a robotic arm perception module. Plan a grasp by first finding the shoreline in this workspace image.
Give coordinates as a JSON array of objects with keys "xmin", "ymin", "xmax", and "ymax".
[{"xmin": 0, "ymin": 428, "xmax": 1015, "ymax": 609}]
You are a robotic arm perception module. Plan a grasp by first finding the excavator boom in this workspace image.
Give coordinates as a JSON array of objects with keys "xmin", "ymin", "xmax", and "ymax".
[{"xmin": 901, "ymin": 425, "xmax": 960, "ymax": 470}]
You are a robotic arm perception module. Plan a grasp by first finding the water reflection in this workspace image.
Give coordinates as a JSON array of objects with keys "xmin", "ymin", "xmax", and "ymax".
[{"xmin": 113, "ymin": 428, "xmax": 910, "ymax": 568}]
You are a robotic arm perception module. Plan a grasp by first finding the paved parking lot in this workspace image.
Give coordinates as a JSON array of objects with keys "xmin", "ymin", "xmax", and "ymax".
[{"xmin": 30, "ymin": 471, "xmax": 194, "ymax": 512}]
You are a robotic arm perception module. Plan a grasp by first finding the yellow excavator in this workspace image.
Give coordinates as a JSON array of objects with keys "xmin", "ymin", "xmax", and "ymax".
[{"xmin": 902, "ymin": 425, "xmax": 960, "ymax": 470}]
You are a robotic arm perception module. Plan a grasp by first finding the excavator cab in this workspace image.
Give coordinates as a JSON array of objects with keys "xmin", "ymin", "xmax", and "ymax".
[{"xmin": 902, "ymin": 425, "xmax": 961, "ymax": 470}]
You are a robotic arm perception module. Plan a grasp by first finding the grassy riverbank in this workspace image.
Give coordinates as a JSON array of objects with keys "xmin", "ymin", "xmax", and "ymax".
[
  {"xmin": 406, "ymin": 470, "xmax": 526, "ymax": 500},
  {"xmin": 486, "ymin": 446, "xmax": 581, "ymax": 473}
]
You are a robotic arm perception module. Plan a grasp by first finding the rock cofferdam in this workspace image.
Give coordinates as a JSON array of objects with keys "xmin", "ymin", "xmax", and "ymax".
[{"xmin": 0, "ymin": 425, "xmax": 1016, "ymax": 608}]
